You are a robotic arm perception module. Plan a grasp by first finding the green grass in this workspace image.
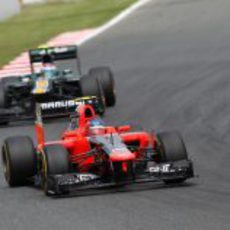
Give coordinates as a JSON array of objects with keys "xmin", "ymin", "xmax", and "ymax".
[{"xmin": 0, "ymin": 0, "xmax": 136, "ymax": 68}]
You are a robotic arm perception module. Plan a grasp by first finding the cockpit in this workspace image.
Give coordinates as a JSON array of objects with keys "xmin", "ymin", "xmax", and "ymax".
[
  {"xmin": 89, "ymin": 118, "xmax": 106, "ymax": 136},
  {"xmin": 40, "ymin": 66, "xmax": 57, "ymax": 79}
]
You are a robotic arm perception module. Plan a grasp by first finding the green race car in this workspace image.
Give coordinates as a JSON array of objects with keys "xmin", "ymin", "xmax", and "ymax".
[{"xmin": 0, "ymin": 45, "xmax": 116, "ymax": 125}]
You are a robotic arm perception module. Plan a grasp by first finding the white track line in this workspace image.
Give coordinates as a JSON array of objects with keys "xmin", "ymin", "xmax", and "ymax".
[{"xmin": 77, "ymin": 0, "xmax": 153, "ymax": 45}]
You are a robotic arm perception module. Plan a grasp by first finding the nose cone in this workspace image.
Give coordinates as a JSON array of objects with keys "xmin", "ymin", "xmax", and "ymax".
[{"xmin": 110, "ymin": 149, "xmax": 135, "ymax": 162}]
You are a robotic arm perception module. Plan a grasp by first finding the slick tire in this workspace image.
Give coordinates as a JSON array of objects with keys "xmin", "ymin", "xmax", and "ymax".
[
  {"xmin": 89, "ymin": 67, "xmax": 116, "ymax": 107},
  {"xmin": 80, "ymin": 74, "xmax": 106, "ymax": 114},
  {"xmin": 156, "ymin": 132, "xmax": 188, "ymax": 162},
  {"xmin": 0, "ymin": 119, "xmax": 9, "ymax": 126},
  {"xmin": 0, "ymin": 76, "xmax": 20, "ymax": 108},
  {"xmin": 156, "ymin": 132, "xmax": 188, "ymax": 184},
  {"xmin": 0, "ymin": 80, "xmax": 8, "ymax": 108},
  {"xmin": 0, "ymin": 77, "xmax": 20, "ymax": 125},
  {"xmin": 42, "ymin": 144, "xmax": 70, "ymax": 196},
  {"xmin": 2, "ymin": 136, "xmax": 37, "ymax": 186}
]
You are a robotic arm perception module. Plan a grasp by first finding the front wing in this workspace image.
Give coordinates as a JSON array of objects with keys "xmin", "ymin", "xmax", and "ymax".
[{"xmin": 46, "ymin": 160, "xmax": 194, "ymax": 195}]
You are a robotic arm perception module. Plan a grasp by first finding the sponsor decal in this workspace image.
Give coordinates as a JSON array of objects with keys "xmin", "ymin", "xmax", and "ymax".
[
  {"xmin": 149, "ymin": 164, "xmax": 171, "ymax": 173},
  {"xmin": 58, "ymin": 173, "xmax": 99, "ymax": 186},
  {"xmin": 40, "ymin": 100, "xmax": 84, "ymax": 110},
  {"xmin": 53, "ymin": 47, "xmax": 68, "ymax": 53}
]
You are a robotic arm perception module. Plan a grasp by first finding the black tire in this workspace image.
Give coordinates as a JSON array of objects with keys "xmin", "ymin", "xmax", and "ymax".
[
  {"xmin": 42, "ymin": 144, "xmax": 70, "ymax": 195},
  {"xmin": 0, "ymin": 76, "xmax": 19, "ymax": 108},
  {"xmin": 156, "ymin": 132, "xmax": 188, "ymax": 184},
  {"xmin": 80, "ymin": 74, "xmax": 106, "ymax": 114},
  {"xmin": 0, "ymin": 119, "xmax": 9, "ymax": 126},
  {"xmin": 80, "ymin": 74, "xmax": 101, "ymax": 98},
  {"xmin": 2, "ymin": 136, "xmax": 37, "ymax": 186},
  {"xmin": 156, "ymin": 132, "xmax": 188, "ymax": 162},
  {"xmin": 0, "ymin": 80, "xmax": 8, "ymax": 108},
  {"xmin": 0, "ymin": 79, "xmax": 9, "ymax": 126},
  {"xmin": 89, "ymin": 67, "xmax": 116, "ymax": 107},
  {"xmin": 0, "ymin": 77, "xmax": 20, "ymax": 125}
]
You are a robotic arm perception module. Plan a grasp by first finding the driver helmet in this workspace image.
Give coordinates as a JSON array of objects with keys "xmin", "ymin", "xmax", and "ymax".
[
  {"xmin": 40, "ymin": 53, "xmax": 56, "ymax": 79},
  {"xmin": 42, "ymin": 53, "xmax": 53, "ymax": 64},
  {"xmin": 40, "ymin": 65, "xmax": 56, "ymax": 78},
  {"xmin": 89, "ymin": 118, "xmax": 106, "ymax": 135}
]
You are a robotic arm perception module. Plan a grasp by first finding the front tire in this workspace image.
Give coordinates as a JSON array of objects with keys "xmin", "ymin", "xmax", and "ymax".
[
  {"xmin": 156, "ymin": 132, "xmax": 188, "ymax": 184},
  {"xmin": 156, "ymin": 132, "xmax": 188, "ymax": 162},
  {"xmin": 2, "ymin": 136, "xmax": 37, "ymax": 186},
  {"xmin": 42, "ymin": 144, "xmax": 70, "ymax": 196}
]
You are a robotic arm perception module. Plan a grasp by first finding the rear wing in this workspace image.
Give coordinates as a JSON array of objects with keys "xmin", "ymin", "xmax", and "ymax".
[
  {"xmin": 29, "ymin": 45, "xmax": 78, "ymax": 63},
  {"xmin": 29, "ymin": 45, "xmax": 81, "ymax": 74}
]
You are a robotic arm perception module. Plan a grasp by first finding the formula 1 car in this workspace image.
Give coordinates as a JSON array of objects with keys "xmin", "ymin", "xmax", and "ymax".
[
  {"xmin": 1, "ymin": 104, "xmax": 194, "ymax": 196},
  {"xmin": 0, "ymin": 45, "xmax": 116, "ymax": 125}
]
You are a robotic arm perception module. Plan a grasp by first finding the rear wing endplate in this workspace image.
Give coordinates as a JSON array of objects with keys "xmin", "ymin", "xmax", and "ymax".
[{"xmin": 35, "ymin": 103, "xmax": 45, "ymax": 147}]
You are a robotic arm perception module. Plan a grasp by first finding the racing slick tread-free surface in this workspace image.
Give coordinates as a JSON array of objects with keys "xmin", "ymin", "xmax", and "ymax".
[
  {"xmin": 2, "ymin": 136, "xmax": 36, "ymax": 186},
  {"xmin": 43, "ymin": 144, "xmax": 70, "ymax": 175},
  {"xmin": 156, "ymin": 132, "xmax": 188, "ymax": 162},
  {"xmin": 0, "ymin": 77, "xmax": 21, "ymax": 108},
  {"xmin": 89, "ymin": 67, "xmax": 116, "ymax": 107},
  {"xmin": 80, "ymin": 74, "xmax": 103, "ymax": 99},
  {"xmin": 0, "ymin": 79, "xmax": 8, "ymax": 108}
]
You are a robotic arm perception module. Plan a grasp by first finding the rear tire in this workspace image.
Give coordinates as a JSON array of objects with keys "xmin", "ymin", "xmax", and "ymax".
[
  {"xmin": 80, "ymin": 74, "xmax": 101, "ymax": 98},
  {"xmin": 0, "ymin": 119, "xmax": 9, "ymax": 126},
  {"xmin": 156, "ymin": 132, "xmax": 188, "ymax": 184},
  {"xmin": 0, "ymin": 76, "xmax": 19, "ymax": 108},
  {"xmin": 89, "ymin": 67, "xmax": 116, "ymax": 107},
  {"xmin": 80, "ymin": 74, "xmax": 106, "ymax": 115},
  {"xmin": 2, "ymin": 136, "xmax": 37, "ymax": 186},
  {"xmin": 0, "ymin": 80, "xmax": 7, "ymax": 108},
  {"xmin": 42, "ymin": 144, "xmax": 70, "ymax": 196},
  {"xmin": 0, "ymin": 77, "xmax": 20, "ymax": 125}
]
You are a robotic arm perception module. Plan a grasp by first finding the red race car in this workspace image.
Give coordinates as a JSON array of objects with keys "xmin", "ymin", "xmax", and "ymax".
[{"xmin": 2, "ymin": 104, "xmax": 194, "ymax": 196}]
